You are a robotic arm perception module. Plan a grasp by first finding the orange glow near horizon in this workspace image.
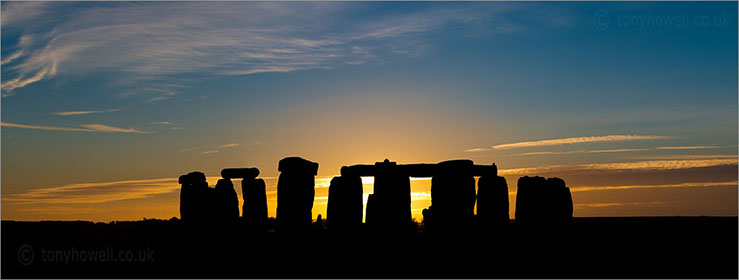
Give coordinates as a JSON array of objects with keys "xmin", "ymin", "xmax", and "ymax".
[{"xmin": 3, "ymin": 166, "xmax": 737, "ymax": 222}]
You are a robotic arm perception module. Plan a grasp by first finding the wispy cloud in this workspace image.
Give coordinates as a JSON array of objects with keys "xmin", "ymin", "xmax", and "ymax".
[
  {"xmin": 0, "ymin": 1, "xmax": 54, "ymax": 27},
  {"xmin": 3, "ymin": 175, "xmax": 258, "ymax": 205},
  {"xmin": 145, "ymin": 92, "xmax": 177, "ymax": 103},
  {"xmin": 2, "ymin": 178, "xmax": 181, "ymax": 204},
  {"xmin": 1, "ymin": 49, "xmax": 25, "ymax": 65},
  {"xmin": 464, "ymin": 148, "xmax": 493, "ymax": 153},
  {"xmin": 80, "ymin": 124, "xmax": 146, "ymax": 133},
  {"xmin": 574, "ymin": 201, "xmax": 666, "ymax": 208},
  {"xmin": 53, "ymin": 108, "xmax": 119, "ymax": 116},
  {"xmin": 499, "ymin": 158, "xmax": 738, "ymax": 176},
  {"xmin": 655, "ymin": 146, "xmax": 723, "ymax": 150},
  {"xmin": 2, "ymin": 122, "xmax": 147, "ymax": 133},
  {"xmin": 492, "ymin": 135, "xmax": 670, "ymax": 150},
  {"xmin": 571, "ymin": 181, "xmax": 738, "ymax": 192},
  {"xmin": 180, "ymin": 142, "xmax": 254, "ymax": 155},
  {"xmin": 0, "ymin": 2, "xmax": 532, "ymax": 98},
  {"xmin": 1, "ymin": 67, "xmax": 55, "ymax": 95},
  {"xmin": 631, "ymin": 154, "xmax": 737, "ymax": 160},
  {"xmin": 516, "ymin": 148, "xmax": 649, "ymax": 156},
  {"xmin": 19, "ymin": 206, "xmax": 108, "ymax": 215},
  {"xmin": 513, "ymin": 145, "xmax": 723, "ymax": 156}
]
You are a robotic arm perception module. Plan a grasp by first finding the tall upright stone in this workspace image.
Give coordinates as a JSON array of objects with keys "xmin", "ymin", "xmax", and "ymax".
[
  {"xmin": 276, "ymin": 157, "xmax": 319, "ymax": 233},
  {"xmin": 365, "ymin": 194, "xmax": 376, "ymax": 225},
  {"xmin": 243, "ymin": 178, "xmax": 268, "ymax": 231},
  {"xmin": 327, "ymin": 175, "xmax": 364, "ymax": 232},
  {"xmin": 476, "ymin": 174, "xmax": 509, "ymax": 227},
  {"xmin": 515, "ymin": 176, "xmax": 573, "ymax": 225},
  {"xmin": 429, "ymin": 159, "xmax": 477, "ymax": 233},
  {"xmin": 179, "ymin": 173, "xmax": 196, "ymax": 222},
  {"xmin": 367, "ymin": 159, "xmax": 412, "ymax": 233},
  {"xmin": 546, "ymin": 177, "xmax": 573, "ymax": 224},
  {"xmin": 214, "ymin": 178, "xmax": 239, "ymax": 225},
  {"xmin": 179, "ymin": 171, "xmax": 207, "ymax": 224},
  {"xmin": 515, "ymin": 176, "xmax": 546, "ymax": 224}
]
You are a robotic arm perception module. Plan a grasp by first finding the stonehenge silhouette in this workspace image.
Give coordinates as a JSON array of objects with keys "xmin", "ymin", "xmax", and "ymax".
[{"xmin": 178, "ymin": 157, "xmax": 573, "ymax": 234}]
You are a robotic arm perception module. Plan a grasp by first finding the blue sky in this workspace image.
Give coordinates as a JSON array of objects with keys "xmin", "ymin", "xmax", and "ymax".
[{"xmin": 1, "ymin": 2, "xmax": 737, "ymax": 221}]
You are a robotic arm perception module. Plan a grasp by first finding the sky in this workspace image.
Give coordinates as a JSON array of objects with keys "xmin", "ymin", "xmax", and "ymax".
[{"xmin": 1, "ymin": 1, "xmax": 737, "ymax": 222}]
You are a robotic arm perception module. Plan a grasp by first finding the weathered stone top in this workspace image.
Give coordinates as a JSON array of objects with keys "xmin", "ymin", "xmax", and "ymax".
[
  {"xmin": 215, "ymin": 178, "xmax": 234, "ymax": 190},
  {"xmin": 518, "ymin": 176, "xmax": 568, "ymax": 189},
  {"xmin": 546, "ymin": 177, "xmax": 566, "ymax": 188},
  {"xmin": 221, "ymin": 167, "xmax": 260, "ymax": 179},
  {"xmin": 278, "ymin": 157, "xmax": 319, "ymax": 175},
  {"xmin": 179, "ymin": 171, "xmax": 207, "ymax": 184},
  {"xmin": 341, "ymin": 159, "xmax": 497, "ymax": 177}
]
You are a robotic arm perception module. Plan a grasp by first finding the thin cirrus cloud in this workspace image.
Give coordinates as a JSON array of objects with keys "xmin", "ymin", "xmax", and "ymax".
[
  {"xmin": 0, "ymin": 2, "xmax": 536, "ymax": 99},
  {"xmin": 179, "ymin": 142, "xmax": 261, "ymax": 155},
  {"xmin": 498, "ymin": 158, "xmax": 738, "ymax": 176},
  {"xmin": 631, "ymin": 154, "xmax": 737, "ymax": 160},
  {"xmin": 570, "ymin": 181, "xmax": 738, "ymax": 193},
  {"xmin": 19, "ymin": 206, "xmax": 109, "ymax": 215},
  {"xmin": 573, "ymin": 201, "xmax": 666, "ymax": 208},
  {"xmin": 464, "ymin": 148, "xmax": 493, "ymax": 153},
  {"xmin": 514, "ymin": 145, "xmax": 724, "ymax": 156},
  {"xmin": 1, "ymin": 122, "xmax": 147, "ymax": 133},
  {"xmin": 505, "ymin": 181, "xmax": 738, "ymax": 196},
  {"xmin": 53, "ymin": 108, "xmax": 119, "ymax": 116},
  {"xmin": 516, "ymin": 148, "xmax": 650, "ymax": 156},
  {"xmin": 491, "ymin": 135, "xmax": 671, "ymax": 150},
  {"xmin": 655, "ymin": 146, "xmax": 723, "ymax": 150},
  {"xmin": 4, "ymin": 175, "xmax": 283, "ymax": 206},
  {"xmin": 2, "ymin": 178, "xmax": 182, "ymax": 204}
]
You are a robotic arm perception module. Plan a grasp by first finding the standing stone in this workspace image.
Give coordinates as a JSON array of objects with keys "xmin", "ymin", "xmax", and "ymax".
[
  {"xmin": 477, "ymin": 175, "xmax": 509, "ymax": 227},
  {"xmin": 546, "ymin": 177, "xmax": 573, "ymax": 224},
  {"xmin": 429, "ymin": 160, "xmax": 477, "ymax": 233},
  {"xmin": 515, "ymin": 176, "xmax": 546, "ymax": 224},
  {"xmin": 243, "ymin": 178, "xmax": 268, "ymax": 231},
  {"xmin": 179, "ymin": 174, "xmax": 195, "ymax": 222},
  {"xmin": 276, "ymin": 157, "xmax": 319, "ymax": 233},
  {"xmin": 327, "ymin": 175, "xmax": 363, "ymax": 232},
  {"xmin": 367, "ymin": 159, "xmax": 412, "ymax": 233},
  {"xmin": 365, "ymin": 194, "xmax": 376, "ymax": 225},
  {"xmin": 515, "ymin": 176, "xmax": 573, "ymax": 225},
  {"xmin": 214, "ymin": 178, "xmax": 239, "ymax": 225},
  {"xmin": 179, "ymin": 171, "xmax": 209, "ymax": 225}
]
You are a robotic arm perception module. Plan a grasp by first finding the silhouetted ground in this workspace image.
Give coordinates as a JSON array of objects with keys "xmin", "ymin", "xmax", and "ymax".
[{"xmin": 2, "ymin": 217, "xmax": 736, "ymax": 278}]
